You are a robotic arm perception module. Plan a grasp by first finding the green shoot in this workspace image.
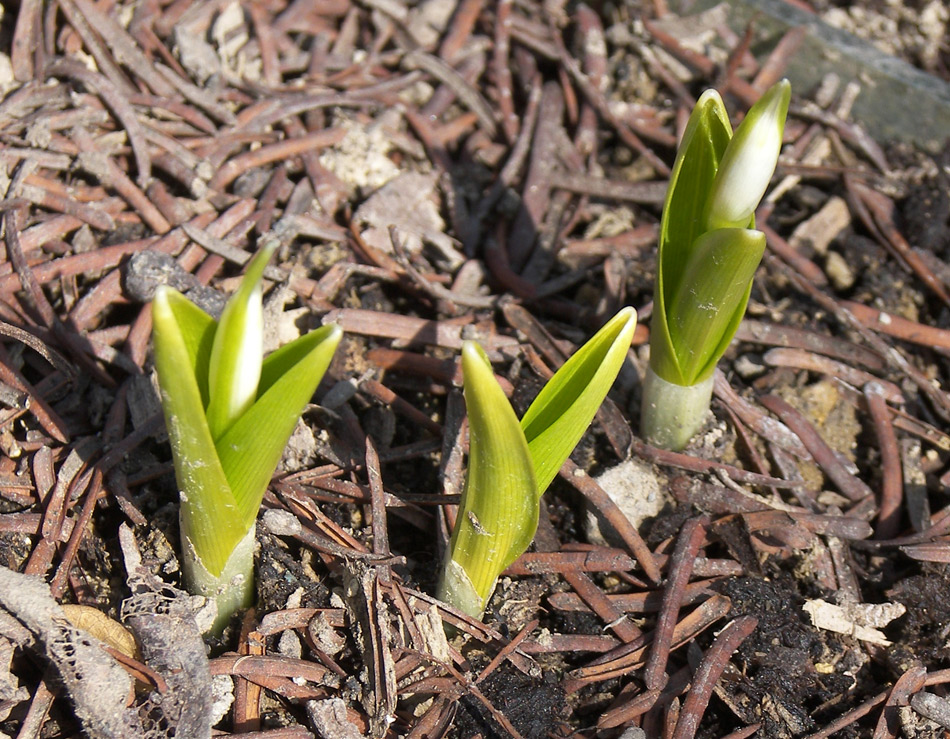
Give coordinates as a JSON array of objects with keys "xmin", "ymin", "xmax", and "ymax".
[
  {"xmin": 438, "ymin": 307, "xmax": 638, "ymax": 618},
  {"xmin": 152, "ymin": 246, "xmax": 342, "ymax": 632},
  {"xmin": 642, "ymin": 80, "xmax": 790, "ymax": 450}
]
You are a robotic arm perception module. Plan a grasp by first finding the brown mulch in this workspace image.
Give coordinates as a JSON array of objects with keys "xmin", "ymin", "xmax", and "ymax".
[{"xmin": 0, "ymin": 1, "xmax": 950, "ymax": 737}]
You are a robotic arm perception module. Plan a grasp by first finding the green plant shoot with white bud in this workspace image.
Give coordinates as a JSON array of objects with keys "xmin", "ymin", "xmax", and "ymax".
[
  {"xmin": 438, "ymin": 307, "xmax": 638, "ymax": 618},
  {"xmin": 642, "ymin": 80, "xmax": 790, "ymax": 450},
  {"xmin": 152, "ymin": 243, "xmax": 342, "ymax": 632}
]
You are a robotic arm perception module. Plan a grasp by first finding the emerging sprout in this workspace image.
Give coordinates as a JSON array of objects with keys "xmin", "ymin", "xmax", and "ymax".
[
  {"xmin": 642, "ymin": 80, "xmax": 790, "ymax": 450},
  {"xmin": 439, "ymin": 308, "xmax": 638, "ymax": 618},
  {"xmin": 152, "ymin": 244, "xmax": 342, "ymax": 632}
]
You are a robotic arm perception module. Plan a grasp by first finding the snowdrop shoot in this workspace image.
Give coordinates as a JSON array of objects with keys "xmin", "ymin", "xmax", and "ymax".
[
  {"xmin": 439, "ymin": 308, "xmax": 637, "ymax": 618},
  {"xmin": 642, "ymin": 80, "xmax": 790, "ymax": 450},
  {"xmin": 152, "ymin": 244, "xmax": 342, "ymax": 632}
]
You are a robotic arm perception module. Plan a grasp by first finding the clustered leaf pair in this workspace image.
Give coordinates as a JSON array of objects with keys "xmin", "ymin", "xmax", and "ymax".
[
  {"xmin": 442, "ymin": 80, "xmax": 791, "ymax": 615},
  {"xmin": 153, "ymin": 80, "xmax": 790, "ymax": 628},
  {"xmin": 439, "ymin": 308, "xmax": 638, "ymax": 617},
  {"xmin": 155, "ymin": 244, "xmax": 635, "ymax": 627}
]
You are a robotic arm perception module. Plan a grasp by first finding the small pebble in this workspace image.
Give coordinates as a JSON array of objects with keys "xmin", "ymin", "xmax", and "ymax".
[
  {"xmin": 123, "ymin": 251, "xmax": 193, "ymax": 302},
  {"xmin": 789, "ymin": 195, "xmax": 850, "ymax": 257},
  {"xmin": 209, "ymin": 675, "xmax": 235, "ymax": 726},
  {"xmin": 618, "ymin": 729, "xmax": 646, "ymax": 739},
  {"xmin": 278, "ymin": 630, "xmax": 302, "ymax": 659},
  {"xmin": 733, "ymin": 354, "xmax": 766, "ymax": 379},
  {"xmin": 262, "ymin": 508, "xmax": 302, "ymax": 536},
  {"xmin": 122, "ymin": 250, "xmax": 226, "ymax": 317},
  {"xmin": 825, "ymin": 250, "xmax": 855, "ymax": 290},
  {"xmin": 825, "ymin": 251, "xmax": 855, "ymax": 290}
]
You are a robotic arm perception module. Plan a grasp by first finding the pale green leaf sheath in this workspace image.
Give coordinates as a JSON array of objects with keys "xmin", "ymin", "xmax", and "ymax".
[
  {"xmin": 438, "ymin": 342, "xmax": 538, "ymax": 618},
  {"xmin": 643, "ymin": 80, "xmax": 790, "ymax": 450}
]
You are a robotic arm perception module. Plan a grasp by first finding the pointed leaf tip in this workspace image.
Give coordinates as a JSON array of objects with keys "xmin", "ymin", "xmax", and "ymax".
[
  {"xmin": 216, "ymin": 320, "xmax": 342, "ymax": 528},
  {"xmin": 521, "ymin": 307, "xmax": 638, "ymax": 494}
]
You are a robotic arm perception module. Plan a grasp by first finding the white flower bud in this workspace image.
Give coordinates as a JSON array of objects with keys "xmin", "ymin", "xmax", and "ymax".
[
  {"xmin": 704, "ymin": 79, "xmax": 791, "ymax": 230},
  {"xmin": 209, "ymin": 281, "xmax": 263, "ymax": 420},
  {"xmin": 206, "ymin": 243, "xmax": 276, "ymax": 438}
]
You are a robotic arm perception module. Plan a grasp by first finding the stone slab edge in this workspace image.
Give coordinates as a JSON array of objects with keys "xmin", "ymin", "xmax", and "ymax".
[{"xmin": 671, "ymin": 0, "xmax": 950, "ymax": 152}]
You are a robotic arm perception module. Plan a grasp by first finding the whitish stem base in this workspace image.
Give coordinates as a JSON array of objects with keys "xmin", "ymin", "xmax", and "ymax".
[
  {"xmin": 640, "ymin": 367, "xmax": 715, "ymax": 451},
  {"xmin": 181, "ymin": 522, "xmax": 257, "ymax": 634},
  {"xmin": 437, "ymin": 558, "xmax": 490, "ymax": 620}
]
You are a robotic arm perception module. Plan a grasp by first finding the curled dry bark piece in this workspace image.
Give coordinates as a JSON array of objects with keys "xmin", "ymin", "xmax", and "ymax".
[
  {"xmin": 911, "ymin": 692, "xmax": 950, "ymax": 730},
  {"xmin": 0, "ymin": 635, "xmax": 28, "ymax": 720},
  {"xmin": 803, "ymin": 599, "xmax": 905, "ymax": 646},
  {"xmin": 308, "ymin": 697, "xmax": 366, "ymax": 739}
]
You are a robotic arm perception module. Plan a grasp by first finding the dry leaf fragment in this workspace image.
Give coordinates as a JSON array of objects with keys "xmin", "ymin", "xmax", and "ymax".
[
  {"xmin": 62, "ymin": 604, "xmax": 139, "ymax": 660},
  {"xmin": 0, "ymin": 566, "xmax": 140, "ymax": 737},
  {"xmin": 803, "ymin": 599, "xmax": 906, "ymax": 646}
]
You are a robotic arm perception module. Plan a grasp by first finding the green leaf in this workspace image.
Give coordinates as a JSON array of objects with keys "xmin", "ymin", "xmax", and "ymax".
[
  {"xmin": 451, "ymin": 342, "xmax": 537, "ymax": 606},
  {"xmin": 151, "ymin": 286, "xmax": 247, "ymax": 576},
  {"xmin": 659, "ymin": 90, "xmax": 732, "ymax": 307},
  {"xmin": 206, "ymin": 244, "xmax": 276, "ymax": 440},
  {"xmin": 216, "ymin": 324, "xmax": 342, "ymax": 528},
  {"xmin": 258, "ymin": 322, "xmax": 337, "ymax": 395},
  {"xmin": 520, "ymin": 307, "xmax": 638, "ymax": 494},
  {"xmin": 159, "ymin": 287, "xmax": 217, "ymax": 406},
  {"xmin": 652, "ymin": 90, "xmax": 733, "ymax": 385},
  {"xmin": 666, "ymin": 228, "xmax": 766, "ymax": 384}
]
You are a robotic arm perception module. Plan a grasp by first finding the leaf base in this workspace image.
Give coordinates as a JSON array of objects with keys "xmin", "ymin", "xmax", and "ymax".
[
  {"xmin": 437, "ymin": 558, "xmax": 490, "ymax": 620},
  {"xmin": 640, "ymin": 367, "xmax": 714, "ymax": 451},
  {"xmin": 181, "ymin": 522, "xmax": 257, "ymax": 634}
]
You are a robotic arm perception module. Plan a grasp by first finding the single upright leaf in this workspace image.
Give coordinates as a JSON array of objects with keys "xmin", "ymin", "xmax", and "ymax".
[
  {"xmin": 450, "ymin": 342, "xmax": 537, "ymax": 606},
  {"xmin": 152, "ymin": 286, "xmax": 245, "ymax": 577},
  {"xmin": 216, "ymin": 324, "xmax": 342, "ymax": 528},
  {"xmin": 159, "ymin": 287, "xmax": 217, "ymax": 405},
  {"xmin": 258, "ymin": 322, "xmax": 339, "ymax": 394},
  {"xmin": 652, "ymin": 90, "xmax": 733, "ymax": 386},
  {"xmin": 659, "ymin": 90, "xmax": 733, "ymax": 307},
  {"xmin": 667, "ymin": 228, "xmax": 765, "ymax": 384},
  {"xmin": 520, "ymin": 307, "xmax": 638, "ymax": 493}
]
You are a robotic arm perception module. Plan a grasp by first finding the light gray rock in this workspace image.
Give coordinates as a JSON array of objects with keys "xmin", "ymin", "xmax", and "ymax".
[
  {"xmin": 670, "ymin": 0, "xmax": 950, "ymax": 152},
  {"xmin": 584, "ymin": 458, "xmax": 667, "ymax": 547}
]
